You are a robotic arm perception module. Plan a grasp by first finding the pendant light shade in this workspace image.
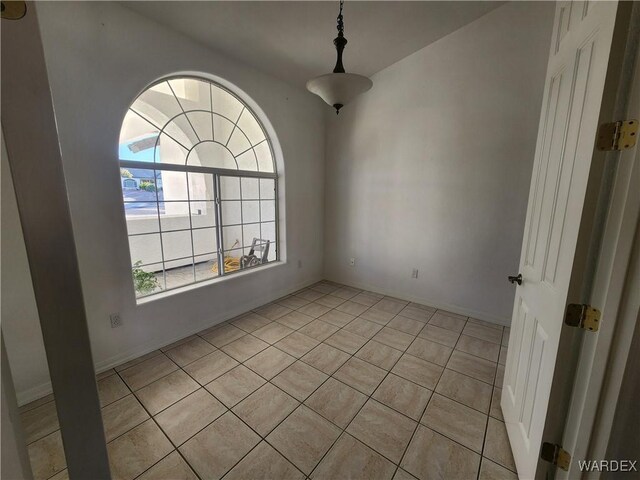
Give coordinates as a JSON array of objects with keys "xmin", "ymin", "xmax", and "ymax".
[
  {"xmin": 307, "ymin": 0, "xmax": 372, "ymax": 114},
  {"xmin": 306, "ymin": 73, "xmax": 372, "ymax": 114}
]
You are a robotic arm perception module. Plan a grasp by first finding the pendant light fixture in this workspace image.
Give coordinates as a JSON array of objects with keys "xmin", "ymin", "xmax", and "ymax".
[{"xmin": 306, "ymin": 0, "xmax": 372, "ymax": 114}]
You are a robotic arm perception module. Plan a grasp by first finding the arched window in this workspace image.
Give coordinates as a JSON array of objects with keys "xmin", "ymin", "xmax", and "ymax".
[{"xmin": 119, "ymin": 76, "xmax": 278, "ymax": 298}]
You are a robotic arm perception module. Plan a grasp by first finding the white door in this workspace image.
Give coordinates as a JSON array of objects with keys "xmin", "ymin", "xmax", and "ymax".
[{"xmin": 501, "ymin": 2, "xmax": 619, "ymax": 478}]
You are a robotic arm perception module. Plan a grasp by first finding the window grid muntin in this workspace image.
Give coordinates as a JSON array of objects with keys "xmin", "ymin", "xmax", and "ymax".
[
  {"xmin": 122, "ymin": 165, "xmax": 278, "ymax": 296},
  {"xmin": 120, "ymin": 76, "xmax": 278, "ymax": 298},
  {"xmin": 125, "ymin": 76, "xmax": 272, "ymax": 173}
]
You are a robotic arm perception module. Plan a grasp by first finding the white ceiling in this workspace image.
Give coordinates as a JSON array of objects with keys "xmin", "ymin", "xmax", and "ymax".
[{"xmin": 122, "ymin": 1, "xmax": 504, "ymax": 89}]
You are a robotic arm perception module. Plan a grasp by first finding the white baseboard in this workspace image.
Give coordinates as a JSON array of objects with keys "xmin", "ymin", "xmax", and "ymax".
[
  {"xmin": 16, "ymin": 275, "xmax": 322, "ymax": 406},
  {"xmin": 325, "ymin": 276, "xmax": 511, "ymax": 327}
]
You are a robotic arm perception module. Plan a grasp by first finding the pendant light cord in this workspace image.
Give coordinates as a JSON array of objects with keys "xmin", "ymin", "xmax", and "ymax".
[{"xmin": 333, "ymin": 0, "xmax": 347, "ymax": 73}]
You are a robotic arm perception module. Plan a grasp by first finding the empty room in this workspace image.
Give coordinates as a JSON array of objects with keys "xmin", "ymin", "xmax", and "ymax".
[{"xmin": 2, "ymin": 1, "xmax": 639, "ymax": 479}]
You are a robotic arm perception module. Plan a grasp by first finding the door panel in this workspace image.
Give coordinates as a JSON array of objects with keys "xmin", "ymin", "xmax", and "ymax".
[{"xmin": 502, "ymin": 1, "xmax": 618, "ymax": 477}]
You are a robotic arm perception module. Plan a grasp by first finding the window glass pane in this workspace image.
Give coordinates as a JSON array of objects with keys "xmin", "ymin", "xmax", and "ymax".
[
  {"xmin": 122, "ymin": 171, "xmax": 160, "ymax": 201},
  {"xmin": 222, "ymin": 248, "xmax": 243, "ymax": 274},
  {"xmin": 119, "ymin": 111, "xmax": 160, "ymax": 162},
  {"xmin": 164, "ymin": 262, "xmax": 195, "ymax": 290},
  {"xmin": 261, "ymin": 221, "xmax": 276, "ymax": 242},
  {"xmin": 162, "ymin": 230, "xmax": 193, "ymax": 261},
  {"xmin": 259, "ymin": 178, "xmax": 275, "ymax": 199},
  {"xmin": 132, "ymin": 263, "xmax": 164, "ymax": 297},
  {"xmin": 192, "ymin": 227, "xmax": 217, "ymax": 256},
  {"xmin": 160, "ymin": 171, "xmax": 188, "ymax": 201},
  {"xmin": 191, "ymin": 201, "xmax": 216, "ymax": 228},
  {"xmin": 195, "ymin": 254, "xmax": 218, "ymax": 281},
  {"xmin": 159, "ymin": 202, "xmax": 191, "ymax": 231},
  {"xmin": 242, "ymin": 201, "xmax": 260, "ymax": 224},
  {"xmin": 212, "ymin": 114, "xmax": 235, "ymax": 145},
  {"xmin": 188, "ymin": 172, "xmax": 214, "ymax": 201},
  {"xmin": 124, "ymin": 202, "xmax": 159, "ymax": 235},
  {"xmin": 189, "ymin": 141, "xmax": 237, "ymax": 170},
  {"xmin": 168, "ymin": 78, "xmax": 212, "ymax": 112},
  {"xmin": 222, "ymin": 225, "xmax": 242, "ymax": 251},
  {"xmin": 255, "ymin": 141, "xmax": 274, "ymax": 172},
  {"xmin": 211, "ymin": 87, "xmax": 243, "ymax": 123},
  {"xmin": 154, "ymin": 134, "xmax": 188, "ymax": 165},
  {"xmin": 164, "ymin": 114, "xmax": 199, "ymax": 149},
  {"xmin": 260, "ymin": 200, "xmax": 276, "ymax": 222},
  {"xmin": 131, "ymin": 81, "xmax": 182, "ymax": 130},
  {"xmin": 221, "ymin": 201, "xmax": 241, "ymax": 225},
  {"xmin": 241, "ymin": 178, "xmax": 259, "ymax": 199},
  {"xmin": 220, "ymin": 176, "xmax": 240, "ymax": 199},
  {"xmin": 186, "ymin": 111, "xmax": 214, "ymax": 142},
  {"xmin": 237, "ymin": 109, "xmax": 265, "ymax": 146},
  {"xmin": 128, "ymin": 233, "xmax": 162, "ymax": 267},
  {"xmin": 227, "ymin": 128, "xmax": 251, "ymax": 157},
  {"xmin": 243, "ymin": 223, "xmax": 261, "ymax": 248},
  {"xmin": 236, "ymin": 150, "xmax": 257, "ymax": 171}
]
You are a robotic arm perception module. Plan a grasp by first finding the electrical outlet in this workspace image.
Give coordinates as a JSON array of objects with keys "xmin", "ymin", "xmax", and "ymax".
[
  {"xmin": 298, "ymin": 259, "xmax": 303, "ymax": 268},
  {"xmin": 349, "ymin": 257, "xmax": 356, "ymax": 267},
  {"xmin": 412, "ymin": 268, "xmax": 419, "ymax": 279},
  {"xmin": 110, "ymin": 313, "xmax": 122, "ymax": 328}
]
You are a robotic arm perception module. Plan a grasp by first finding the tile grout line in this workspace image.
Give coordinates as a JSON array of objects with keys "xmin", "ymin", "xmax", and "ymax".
[
  {"xmin": 388, "ymin": 318, "xmax": 472, "ymax": 478},
  {"xmin": 25, "ymin": 280, "xmax": 511, "ymax": 480},
  {"xmin": 113, "ymin": 364, "xmax": 205, "ymax": 480}
]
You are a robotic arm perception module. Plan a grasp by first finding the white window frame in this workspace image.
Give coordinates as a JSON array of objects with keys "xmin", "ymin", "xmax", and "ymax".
[{"xmin": 119, "ymin": 76, "xmax": 280, "ymax": 298}]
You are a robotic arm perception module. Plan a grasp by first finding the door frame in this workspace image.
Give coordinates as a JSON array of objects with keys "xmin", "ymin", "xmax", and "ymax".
[{"xmin": 1, "ymin": 2, "xmax": 111, "ymax": 478}]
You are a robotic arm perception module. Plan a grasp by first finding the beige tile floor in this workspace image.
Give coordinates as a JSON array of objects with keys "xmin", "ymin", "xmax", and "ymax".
[{"xmin": 20, "ymin": 281, "xmax": 516, "ymax": 480}]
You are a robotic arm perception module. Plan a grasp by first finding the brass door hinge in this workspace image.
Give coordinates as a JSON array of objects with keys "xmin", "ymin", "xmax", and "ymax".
[
  {"xmin": 596, "ymin": 120, "xmax": 638, "ymax": 151},
  {"xmin": 541, "ymin": 442, "xmax": 571, "ymax": 471},
  {"xmin": 1, "ymin": 1, "xmax": 27, "ymax": 20},
  {"xmin": 565, "ymin": 304, "xmax": 601, "ymax": 331}
]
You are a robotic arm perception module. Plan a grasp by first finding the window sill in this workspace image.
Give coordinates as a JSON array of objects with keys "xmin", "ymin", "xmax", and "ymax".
[{"xmin": 135, "ymin": 260, "xmax": 286, "ymax": 305}]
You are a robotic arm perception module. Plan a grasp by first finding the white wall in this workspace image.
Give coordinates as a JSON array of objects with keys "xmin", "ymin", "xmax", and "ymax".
[
  {"xmin": 323, "ymin": 2, "xmax": 554, "ymax": 324},
  {"xmin": 2, "ymin": 1, "xmax": 325, "ymax": 403}
]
